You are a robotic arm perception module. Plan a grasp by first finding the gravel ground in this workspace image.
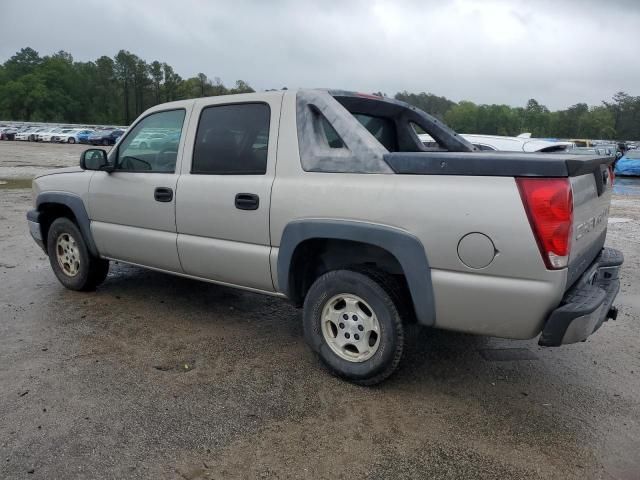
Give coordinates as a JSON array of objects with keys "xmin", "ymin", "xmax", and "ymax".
[{"xmin": 1, "ymin": 141, "xmax": 639, "ymax": 479}]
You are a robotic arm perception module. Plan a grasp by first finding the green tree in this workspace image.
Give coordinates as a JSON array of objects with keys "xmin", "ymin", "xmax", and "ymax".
[{"xmin": 149, "ymin": 61, "xmax": 163, "ymax": 104}]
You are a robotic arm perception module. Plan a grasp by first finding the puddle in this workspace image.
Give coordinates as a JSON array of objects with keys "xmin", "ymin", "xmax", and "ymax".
[
  {"xmin": 0, "ymin": 178, "xmax": 32, "ymax": 190},
  {"xmin": 613, "ymin": 177, "xmax": 640, "ymax": 196}
]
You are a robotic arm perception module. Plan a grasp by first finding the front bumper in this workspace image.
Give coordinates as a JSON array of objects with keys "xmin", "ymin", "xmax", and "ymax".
[
  {"xmin": 539, "ymin": 247, "xmax": 623, "ymax": 346},
  {"xmin": 27, "ymin": 209, "xmax": 46, "ymax": 252}
]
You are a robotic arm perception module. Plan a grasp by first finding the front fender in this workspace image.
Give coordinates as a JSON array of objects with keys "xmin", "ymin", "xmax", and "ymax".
[{"xmin": 35, "ymin": 192, "xmax": 98, "ymax": 257}]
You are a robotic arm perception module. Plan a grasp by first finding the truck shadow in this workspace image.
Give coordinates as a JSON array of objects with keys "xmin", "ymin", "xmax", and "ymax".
[{"xmin": 96, "ymin": 262, "xmax": 518, "ymax": 381}]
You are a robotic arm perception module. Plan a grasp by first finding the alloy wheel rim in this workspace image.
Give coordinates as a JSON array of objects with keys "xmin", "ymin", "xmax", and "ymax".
[
  {"xmin": 321, "ymin": 293, "xmax": 381, "ymax": 362},
  {"xmin": 56, "ymin": 233, "xmax": 81, "ymax": 277}
]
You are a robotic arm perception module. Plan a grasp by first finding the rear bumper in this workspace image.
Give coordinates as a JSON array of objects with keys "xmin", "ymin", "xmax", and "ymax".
[{"xmin": 539, "ymin": 247, "xmax": 623, "ymax": 346}]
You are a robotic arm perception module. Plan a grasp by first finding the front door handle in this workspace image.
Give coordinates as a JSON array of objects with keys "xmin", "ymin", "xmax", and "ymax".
[
  {"xmin": 235, "ymin": 193, "xmax": 259, "ymax": 210},
  {"xmin": 154, "ymin": 187, "xmax": 173, "ymax": 202}
]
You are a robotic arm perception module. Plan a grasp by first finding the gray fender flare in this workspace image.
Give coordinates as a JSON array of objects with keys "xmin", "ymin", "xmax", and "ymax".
[
  {"xmin": 36, "ymin": 192, "xmax": 99, "ymax": 257},
  {"xmin": 277, "ymin": 219, "xmax": 436, "ymax": 325}
]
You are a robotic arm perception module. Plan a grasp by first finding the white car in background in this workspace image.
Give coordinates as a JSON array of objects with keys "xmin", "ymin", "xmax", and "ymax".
[
  {"xmin": 38, "ymin": 127, "xmax": 65, "ymax": 142},
  {"xmin": 128, "ymin": 131, "xmax": 167, "ymax": 149},
  {"xmin": 420, "ymin": 132, "xmax": 573, "ymax": 153},
  {"xmin": 53, "ymin": 129, "xmax": 94, "ymax": 144},
  {"xmin": 15, "ymin": 128, "xmax": 41, "ymax": 141}
]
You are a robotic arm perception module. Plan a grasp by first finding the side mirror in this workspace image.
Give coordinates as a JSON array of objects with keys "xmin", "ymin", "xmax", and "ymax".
[{"xmin": 80, "ymin": 149, "xmax": 112, "ymax": 171}]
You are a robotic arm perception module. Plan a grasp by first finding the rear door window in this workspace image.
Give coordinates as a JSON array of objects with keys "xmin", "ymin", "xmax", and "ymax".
[{"xmin": 192, "ymin": 103, "xmax": 270, "ymax": 175}]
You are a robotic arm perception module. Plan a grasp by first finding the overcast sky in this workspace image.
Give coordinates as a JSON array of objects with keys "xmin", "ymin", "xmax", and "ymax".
[{"xmin": 1, "ymin": 0, "xmax": 638, "ymax": 109}]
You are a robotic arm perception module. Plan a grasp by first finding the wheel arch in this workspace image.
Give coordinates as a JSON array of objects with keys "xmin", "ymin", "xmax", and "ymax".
[
  {"xmin": 36, "ymin": 192, "xmax": 98, "ymax": 256},
  {"xmin": 277, "ymin": 219, "xmax": 436, "ymax": 325}
]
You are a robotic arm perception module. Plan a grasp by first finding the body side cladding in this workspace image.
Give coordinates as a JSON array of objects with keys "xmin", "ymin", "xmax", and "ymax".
[
  {"xmin": 277, "ymin": 219, "xmax": 436, "ymax": 325},
  {"xmin": 35, "ymin": 192, "xmax": 99, "ymax": 256}
]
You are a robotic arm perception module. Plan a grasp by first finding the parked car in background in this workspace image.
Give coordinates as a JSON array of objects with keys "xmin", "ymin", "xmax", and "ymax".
[
  {"xmin": 77, "ymin": 130, "xmax": 96, "ymax": 144},
  {"xmin": 597, "ymin": 145, "xmax": 618, "ymax": 157},
  {"xmin": 569, "ymin": 139, "xmax": 595, "ymax": 148},
  {"xmin": 50, "ymin": 129, "xmax": 75, "ymax": 143},
  {"xmin": 0, "ymin": 127, "xmax": 18, "ymax": 140},
  {"xmin": 568, "ymin": 147, "xmax": 613, "ymax": 156},
  {"xmin": 419, "ymin": 133, "xmax": 573, "ymax": 153},
  {"xmin": 53, "ymin": 129, "xmax": 94, "ymax": 144},
  {"xmin": 88, "ymin": 129, "xmax": 125, "ymax": 146},
  {"xmin": 615, "ymin": 149, "xmax": 640, "ymax": 176},
  {"xmin": 38, "ymin": 127, "xmax": 64, "ymax": 142},
  {"xmin": 15, "ymin": 127, "xmax": 40, "ymax": 141},
  {"xmin": 129, "ymin": 132, "xmax": 166, "ymax": 149},
  {"xmin": 28, "ymin": 128, "xmax": 48, "ymax": 141},
  {"xmin": 150, "ymin": 130, "xmax": 181, "ymax": 150}
]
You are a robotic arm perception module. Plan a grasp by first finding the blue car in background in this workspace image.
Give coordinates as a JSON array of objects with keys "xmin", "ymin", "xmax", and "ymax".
[
  {"xmin": 88, "ymin": 129, "xmax": 125, "ymax": 146},
  {"xmin": 614, "ymin": 150, "xmax": 640, "ymax": 176},
  {"xmin": 77, "ymin": 130, "xmax": 95, "ymax": 144}
]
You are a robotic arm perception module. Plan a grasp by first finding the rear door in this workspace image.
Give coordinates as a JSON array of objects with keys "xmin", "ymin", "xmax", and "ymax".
[
  {"xmin": 88, "ymin": 107, "xmax": 190, "ymax": 272},
  {"xmin": 176, "ymin": 93, "xmax": 283, "ymax": 292}
]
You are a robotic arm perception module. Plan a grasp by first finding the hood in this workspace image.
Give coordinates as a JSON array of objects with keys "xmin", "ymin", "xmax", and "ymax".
[{"xmin": 34, "ymin": 166, "xmax": 83, "ymax": 179}]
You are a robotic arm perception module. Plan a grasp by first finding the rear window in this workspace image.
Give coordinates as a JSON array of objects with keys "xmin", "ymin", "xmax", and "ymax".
[{"xmin": 353, "ymin": 114, "xmax": 397, "ymax": 151}]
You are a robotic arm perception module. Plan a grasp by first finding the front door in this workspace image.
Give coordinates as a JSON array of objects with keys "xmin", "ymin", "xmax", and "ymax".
[
  {"xmin": 88, "ymin": 108, "xmax": 189, "ymax": 272},
  {"xmin": 175, "ymin": 94, "xmax": 282, "ymax": 292}
]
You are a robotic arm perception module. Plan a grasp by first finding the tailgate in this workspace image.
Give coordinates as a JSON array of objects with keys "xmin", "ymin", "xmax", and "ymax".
[{"xmin": 567, "ymin": 159, "xmax": 614, "ymax": 288}]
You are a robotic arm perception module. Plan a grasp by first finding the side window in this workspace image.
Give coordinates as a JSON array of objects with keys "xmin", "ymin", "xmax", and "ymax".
[
  {"xmin": 192, "ymin": 103, "xmax": 270, "ymax": 175},
  {"xmin": 321, "ymin": 116, "xmax": 346, "ymax": 149},
  {"xmin": 116, "ymin": 109, "xmax": 186, "ymax": 173},
  {"xmin": 353, "ymin": 113, "xmax": 397, "ymax": 151}
]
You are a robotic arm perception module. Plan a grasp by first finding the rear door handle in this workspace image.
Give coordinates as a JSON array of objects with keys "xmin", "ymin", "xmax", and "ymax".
[
  {"xmin": 235, "ymin": 193, "xmax": 259, "ymax": 210},
  {"xmin": 154, "ymin": 187, "xmax": 173, "ymax": 202}
]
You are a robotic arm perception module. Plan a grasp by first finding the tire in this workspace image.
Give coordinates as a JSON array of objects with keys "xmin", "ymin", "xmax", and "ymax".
[
  {"xmin": 303, "ymin": 268, "xmax": 405, "ymax": 385},
  {"xmin": 46, "ymin": 217, "xmax": 109, "ymax": 291},
  {"xmin": 68, "ymin": 137, "xmax": 76, "ymax": 144}
]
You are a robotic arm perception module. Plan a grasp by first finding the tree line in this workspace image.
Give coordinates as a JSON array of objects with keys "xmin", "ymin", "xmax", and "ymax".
[
  {"xmin": 1, "ymin": 47, "xmax": 638, "ymax": 140},
  {"xmin": 394, "ymin": 91, "xmax": 640, "ymax": 141},
  {"xmin": 0, "ymin": 47, "xmax": 254, "ymax": 126}
]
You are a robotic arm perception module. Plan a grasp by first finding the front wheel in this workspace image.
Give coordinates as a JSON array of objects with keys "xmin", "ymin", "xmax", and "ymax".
[
  {"xmin": 303, "ymin": 269, "xmax": 405, "ymax": 385},
  {"xmin": 47, "ymin": 217, "xmax": 109, "ymax": 291}
]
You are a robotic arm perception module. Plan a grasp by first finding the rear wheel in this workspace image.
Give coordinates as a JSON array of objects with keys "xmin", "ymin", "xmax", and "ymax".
[
  {"xmin": 68, "ymin": 137, "xmax": 76, "ymax": 144},
  {"xmin": 303, "ymin": 269, "xmax": 405, "ymax": 385},
  {"xmin": 47, "ymin": 217, "xmax": 109, "ymax": 291}
]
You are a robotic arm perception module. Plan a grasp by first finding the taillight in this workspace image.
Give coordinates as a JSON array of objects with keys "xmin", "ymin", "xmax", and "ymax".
[{"xmin": 516, "ymin": 178, "xmax": 573, "ymax": 270}]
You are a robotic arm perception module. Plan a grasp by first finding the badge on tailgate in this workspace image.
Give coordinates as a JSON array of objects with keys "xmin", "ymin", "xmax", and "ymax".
[{"xmin": 575, "ymin": 206, "xmax": 609, "ymax": 240}]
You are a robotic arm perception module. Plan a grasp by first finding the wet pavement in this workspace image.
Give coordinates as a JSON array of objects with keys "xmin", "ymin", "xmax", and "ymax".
[{"xmin": 1, "ymin": 142, "xmax": 639, "ymax": 479}]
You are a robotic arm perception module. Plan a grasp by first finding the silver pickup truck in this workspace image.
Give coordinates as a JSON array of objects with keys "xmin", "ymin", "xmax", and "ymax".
[{"xmin": 26, "ymin": 89, "xmax": 623, "ymax": 384}]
